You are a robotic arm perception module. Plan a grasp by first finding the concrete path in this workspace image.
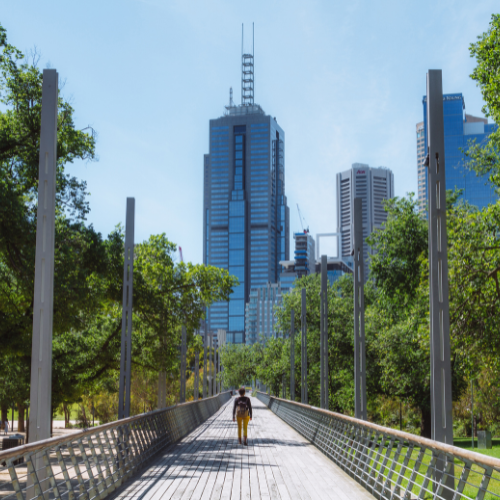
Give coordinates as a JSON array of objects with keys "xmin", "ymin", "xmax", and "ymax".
[{"xmin": 113, "ymin": 397, "xmax": 375, "ymax": 500}]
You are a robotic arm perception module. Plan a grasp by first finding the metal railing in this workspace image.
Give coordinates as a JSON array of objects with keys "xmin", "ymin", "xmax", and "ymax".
[
  {"xmin": 257, "ymin": 392, "xmax": 500, "ymax": 500},
  {"xmin": 0, "ymin": 392, "xmax": 231, "ymax": 500}
]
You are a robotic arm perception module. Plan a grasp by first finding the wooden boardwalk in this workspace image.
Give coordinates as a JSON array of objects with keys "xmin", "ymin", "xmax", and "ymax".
[{"xmin": 113, "ymin": 396, "xmax": 375, "ymax": 500}]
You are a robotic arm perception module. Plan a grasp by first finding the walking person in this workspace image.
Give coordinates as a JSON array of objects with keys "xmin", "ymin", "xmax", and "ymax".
[
  {"xmin": 3, "ymin": 420, "xmax": 8, "ymax": 435},
  {"xmin": 233, "ymin": 387, "xmax": 252, "ymax": 446}
]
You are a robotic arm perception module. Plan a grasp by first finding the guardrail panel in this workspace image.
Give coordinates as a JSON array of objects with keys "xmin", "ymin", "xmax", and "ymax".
[
  {"xmin": 0, "ymin": 392, "xmax": 231, "ymax": 500},
  {"xmin": 257, "ymin": 392, "xmax": 500, "ymax": 500}
]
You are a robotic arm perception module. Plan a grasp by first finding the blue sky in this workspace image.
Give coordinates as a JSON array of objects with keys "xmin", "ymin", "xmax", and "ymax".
[{"xmin": 2, "ymin": 0, "xmax": 497, "ymax": 263}]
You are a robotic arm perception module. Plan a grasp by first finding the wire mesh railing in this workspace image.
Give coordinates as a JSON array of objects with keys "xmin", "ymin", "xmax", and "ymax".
[
  {"xmin": 0, "ymin": 392, "xmax": 231, "ymax": 500},
  {"xmin": 257, "ymin": 392, "xmax": 500, "ymax": 500}
]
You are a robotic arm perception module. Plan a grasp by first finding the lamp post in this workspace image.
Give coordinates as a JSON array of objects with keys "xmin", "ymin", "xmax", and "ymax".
[
  {"xmin": 301, "ymin": 288, "xmax": 308, "ymax": 404},
  {"xmin": 290, "ymin": 309, "xmax": 295, "ymax": 401},
  {"xmin": 426, "ymin": 69, "xmax": 454, "ymax": 498},
  {"xmin": 353, "ymin": 197, "xmax": 366, "ymax": 420},
  {"xmin": 320, "ymin": 255, "xmax": 329, "ymax": 409},
  {"xmin": 180, "ymin": 325, "xmax": 187, "ymax": 403}
]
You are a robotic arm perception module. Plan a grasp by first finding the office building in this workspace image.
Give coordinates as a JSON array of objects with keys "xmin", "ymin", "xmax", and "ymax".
[
  {"xmin": 245, "ymin": 232, "xmax": 352, "ymax": 345},
  {"xmin": 293, "ymin": 231, "xmax": 315, "ymax": 279},
  {"xmin": 416, "ymin": 122, "xmax": 426, "ymax": 207},
  {"xmin": 203, "ymin": 33, "xmax": 290, "ymax": 344},
  {"xmin": 419, "ymin": 93, "xmax": 498, "ymax": 210},
  {"xmin": 336, "ymin": 164, "xmax": 395, "ymax": 278},
  {"xmin": 245, "ymin": 283, "xmax": 285, "ymax": 345}
]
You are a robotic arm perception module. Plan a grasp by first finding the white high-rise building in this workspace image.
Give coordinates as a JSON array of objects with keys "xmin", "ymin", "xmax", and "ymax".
[{"xmin": 336, "ymin": 163, "xmax": 395, "ymax": 278}]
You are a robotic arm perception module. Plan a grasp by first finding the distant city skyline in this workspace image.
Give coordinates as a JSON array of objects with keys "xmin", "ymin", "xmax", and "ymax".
[{"xmin": 3, "ymin": 1, "xmax": 498, "ymax": 265}]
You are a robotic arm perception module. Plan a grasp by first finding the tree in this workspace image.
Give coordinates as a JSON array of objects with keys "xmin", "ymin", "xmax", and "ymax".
[
  {"xmin": 220, "ymin": 343, "xmax": 256, "ymax": 389},
  {"xmin": 133, "ymin": 234, "xmax": 237, "ymax": 378}
]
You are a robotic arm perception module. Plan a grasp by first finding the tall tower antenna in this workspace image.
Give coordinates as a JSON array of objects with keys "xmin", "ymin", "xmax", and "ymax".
[{"xmin": 241, "ymin": 23, "xmax": 254, "ymax": 106}]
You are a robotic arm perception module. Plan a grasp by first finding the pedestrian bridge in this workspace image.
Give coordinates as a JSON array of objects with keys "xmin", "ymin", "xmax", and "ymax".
[{"xmin": 1, "ymin": 393, "xmax": 500, "ymax": 500}]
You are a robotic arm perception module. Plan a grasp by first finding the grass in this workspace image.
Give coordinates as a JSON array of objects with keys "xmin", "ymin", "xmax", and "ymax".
[
  {"xmin": 453, "ymin": 437, "xmax": 500, "ymax": 460},
  {"xmin": 6, "ymin": 404, "xmax": 81, "ymax": 423},
  {"xmin": 354, "ymin": 437, "xmax": 500, "ymax": 500}
]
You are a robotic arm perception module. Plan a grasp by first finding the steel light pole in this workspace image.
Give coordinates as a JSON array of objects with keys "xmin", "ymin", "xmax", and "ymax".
[
  {"xmin": 203, "ymin": 332, "xmax": 208, "ymax": 398},
  {"xmin": 29, "ymin": 69, "xmax": 58, "ymax": 446},
  {"xmin": 353, "ymin": 197, "xmax": 366, "ymax": 420},
  {"xmin": 118, "ymin": 198, "xmax": 135, "ymax": 419},
  {"xmin": 320, "ymin": 255, "xmax": 329, "ymax": 409},
  {"xmin": 180, "ymin": 325, "xmax": 187, "ymax": 403},
  {"xmin": 426, "ymin": 69, "xmax": 454, "ymax": 498},
  {"xmin": 194, "ymin": 351, "xmax": 200, "ymax": 400},
  {"xmin": 301, "ymin": 288, "xmax": 308, "ymax": 404},
  {"xmin": 290, "ymin": 309, "xmax": 295, "ymax": 401}
]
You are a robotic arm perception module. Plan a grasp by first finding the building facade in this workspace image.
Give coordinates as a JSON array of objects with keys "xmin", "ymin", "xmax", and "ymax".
[
  {"xmin": 293, "ymin": 231, "xmax": 315, "ymax": 279},
  {"xmin": 245, "ymin": 233, "xmax": 352, "ymax": 346},
  {"xmin": 203, "ymin": 49, "xmax": 289, "ymax": 344},
  {"xmin": 245, "ymin": 283, "xmax": 285, "ymax": 345},
  {"xmin": 419, "ymin": 93, "xmax": 498, "ymax": 210},
  {"xmin": 336, "ymin": 164, "xmax": 395, "ymax": 278},
  {"xmin": 416, "ymin": 122, "xmax": 426, "ymax": 207}
]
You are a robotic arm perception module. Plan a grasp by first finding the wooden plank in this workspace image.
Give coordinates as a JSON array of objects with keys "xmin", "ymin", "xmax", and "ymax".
[{"xmin": 109, "ymin": 396, "xmax": 376, "ymax": 500}]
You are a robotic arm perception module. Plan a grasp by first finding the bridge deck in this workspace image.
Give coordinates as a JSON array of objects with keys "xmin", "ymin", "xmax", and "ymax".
[{"xmin": 113, "ymin": 396, "xmax": 374, "ymax": 500}]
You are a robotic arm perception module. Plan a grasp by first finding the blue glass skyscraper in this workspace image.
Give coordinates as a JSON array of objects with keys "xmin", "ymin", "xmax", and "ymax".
[
  {"xmin": 421, "ymin": 93, "xmax": 498, "ymax": 209},
  {"xmin": 202, "ymin": 41, "xmax": 289, "ymax": 344}
]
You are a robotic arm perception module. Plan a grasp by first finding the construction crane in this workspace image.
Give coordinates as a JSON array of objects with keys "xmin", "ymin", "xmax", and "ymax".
[
  {"xmin": 296, "ymin": 204, "xmax": 309, "ymax": 233},
  {"xmin": 179, "ymin": 246, "xmax": 184, "ymax": 263}
]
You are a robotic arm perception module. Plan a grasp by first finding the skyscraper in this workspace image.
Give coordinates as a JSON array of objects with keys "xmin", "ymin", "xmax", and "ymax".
[
  {"xmin": 203, "ymin": 29, "xmax": 289, "ymax": 344},
  {"xmin": 419, "ymin": 93, "xmax": 498, "ymax": 210},
  {"xmin": 336, "ymin": 163, "xmax": 394, "ymax": 278},
  {"xmin": 416, "ymin": 122, "xmax": 426, "ymax": 207}
]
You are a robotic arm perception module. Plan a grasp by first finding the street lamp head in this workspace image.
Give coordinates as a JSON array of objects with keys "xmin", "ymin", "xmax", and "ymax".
[{"xmin": 423, "ymin": 152, "xmax": 430, "ymax": 168}]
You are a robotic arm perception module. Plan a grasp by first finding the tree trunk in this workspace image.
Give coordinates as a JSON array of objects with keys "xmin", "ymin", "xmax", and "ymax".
[
  {"xmin": 80, "ymin": 405, "xmax": 88, "ymax": 428},
  {"xmin": 17, "ymin": 403, "xmax": 25, "ymax": 432},
  {"xmin": 1, "ymin": 403, "xmax": 8, "ymax": 432},
  {"xmin": 421, "ymin": 407, "xmax": 432, "ymax": 438},
  {"xmin": 63, "ymin": 404, "xmax": 70, "ymax": 428}
]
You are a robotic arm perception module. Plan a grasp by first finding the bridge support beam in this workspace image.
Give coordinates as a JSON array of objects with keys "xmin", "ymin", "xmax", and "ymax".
[
  {"xmin": 203, "ymin": 333, "xmax": 208, "ymax": 398},
  {"xmin": 209, "ymin": 334, "xmax": 213, "ymax": 397},
  {"xmin": 354, "ymin": 197, "xmax": 366, "ymax": 420},
  {"xmin": 28, "ymin": 69, "xmax": 58, "ymax": 492},
  {"xmin": 194, "ymin": 351, "xmax": 200, "ymax": 400},
  {"xmin": 426, "ymin": 69, "xmax": 454, "ymax": 498},
  {"xmin": 180, "ymin": 325, "xmax": 187, "ymax": 403},
  {"xmin": 320, "ymin": 255, "xmax": 329, "ymax": 409},
  {"xmin": 301, "ymin": 288, "xmax": 308, "ymax": 404},
  {"xmin": 118, "ymin": 197, "xmax": 135, "ymax": 419},
  {"xmin": 290, "ymin": 309, "xmax": 295, "ymax": 401}
]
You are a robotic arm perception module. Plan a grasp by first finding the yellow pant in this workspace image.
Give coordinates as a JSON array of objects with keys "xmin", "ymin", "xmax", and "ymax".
[{"xmin": 237, "ymin": 416, "xmax": 250, "ymax": 438}]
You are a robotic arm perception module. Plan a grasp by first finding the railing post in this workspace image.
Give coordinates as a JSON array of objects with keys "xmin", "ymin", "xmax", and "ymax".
[
  {"xmin": 119, "ymin": 197, "xmax": 135, "ymax": 419},
  {"xmin": 290, "ymin": 309, "xmax": 295, "ymax": 401},
  {"xmin": 301, "ymin": 288, "xmax": 308, "ymax": 404},
  {"xmin": 353, "ymin": 197, "xmax": 367, "ymax": 420},
  {"xmin": 320, "ymin": 254, "xmax": 328, "ymax": 409},
  {"xmin": 426, "ymin": 68, "xmax": 454, "ymax": 498},
  {"xmin": 180, "ymin": 325, "xmax": 187, "ymax": 403}
]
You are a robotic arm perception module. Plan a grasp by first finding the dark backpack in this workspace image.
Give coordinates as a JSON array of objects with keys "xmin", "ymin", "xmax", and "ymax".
[{"xmin": 236, "ymin": 397, "xmax": 249, "ymax": 417}]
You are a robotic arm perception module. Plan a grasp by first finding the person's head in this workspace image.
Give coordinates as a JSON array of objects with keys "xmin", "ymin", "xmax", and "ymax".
[{"xmin": 238, "ymin": 387, "xmax": 245, "ymax": 396}]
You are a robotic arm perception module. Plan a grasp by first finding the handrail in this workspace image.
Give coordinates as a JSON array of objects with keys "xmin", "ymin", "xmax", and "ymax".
[
  {"xmin": 257, "ymin": 391, "xmax": 500, "ymax": 500},
  {"xmin": 0, "ymin": 392, "xmax": 231, "ymax": 500}
]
